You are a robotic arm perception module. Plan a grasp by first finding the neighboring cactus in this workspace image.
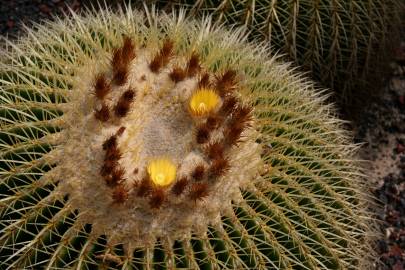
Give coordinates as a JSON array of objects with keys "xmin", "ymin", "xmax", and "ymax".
[
  {"xmin": 0, "ymin": 6, "xmax": 376, "ymax": 269},
  {"xmin": 148, "ymin": 0, "xmax": 402, "ymax": 105}
]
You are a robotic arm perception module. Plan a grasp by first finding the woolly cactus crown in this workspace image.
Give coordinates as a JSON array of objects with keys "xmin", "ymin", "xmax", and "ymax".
[{"xmin": 0, "ymin": 6, "xmax": 375, "ymax": 269}]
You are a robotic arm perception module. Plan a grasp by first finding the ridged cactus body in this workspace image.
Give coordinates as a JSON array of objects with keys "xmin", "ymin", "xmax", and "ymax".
[
  {"xmin": 0, "ymin": 7, "xmax": 374, "ymax": 269},
  {"xmin": 150, "ymin": 0, "xmax": 402, "ymax": 103}
]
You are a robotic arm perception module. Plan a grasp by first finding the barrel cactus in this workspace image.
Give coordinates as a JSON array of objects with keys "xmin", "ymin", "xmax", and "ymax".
[
  {"xmin": 0, "ymin": 6, "xmax": 376, "ymax": 269},
  {"xmin": 148, "ymin": 0, "xmax": 402, "ymax": 104}
]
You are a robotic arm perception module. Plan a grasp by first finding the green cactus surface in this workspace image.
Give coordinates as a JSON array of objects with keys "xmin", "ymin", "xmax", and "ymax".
[
  {"xmin": 149, "ymin": 0, "xmax": 402, "ymax": 104},
  {"xmin": 0, "ymin": 6, "xmax": 376, "ymax": 269}
]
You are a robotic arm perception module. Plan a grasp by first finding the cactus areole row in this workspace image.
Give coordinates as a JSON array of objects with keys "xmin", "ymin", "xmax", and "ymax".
[{"xmin": 0, "ymin": 7, "xmax": 376, "ymax": 269}]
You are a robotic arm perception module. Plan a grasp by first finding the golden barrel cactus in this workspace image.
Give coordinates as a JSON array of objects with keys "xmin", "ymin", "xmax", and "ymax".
[
  {"xmin": 148, "ymin": 0, "xmax": 402, "ymax": 104},
  {"xmin": 0, "ymin": 6, "xmax": 376, "ymax": 269}
]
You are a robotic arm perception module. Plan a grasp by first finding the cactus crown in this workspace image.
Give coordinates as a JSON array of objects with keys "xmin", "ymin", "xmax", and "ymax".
[
  {"xmin": 45, "ymin": 27, "xmax": 261, "ymax": 247},
  {"xmin": 0, "ymin": 5, "xmax": 376, "ymax": 269}
]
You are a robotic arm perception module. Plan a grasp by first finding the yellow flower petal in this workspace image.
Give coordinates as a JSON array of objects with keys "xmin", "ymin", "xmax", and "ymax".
[
  {"xmin": 147, "ymin": 158, "xmax": 177, "ymax": 186},
  {"xmin": 189, "ymin": 88, "xmax": 220, "ymax": 117}
]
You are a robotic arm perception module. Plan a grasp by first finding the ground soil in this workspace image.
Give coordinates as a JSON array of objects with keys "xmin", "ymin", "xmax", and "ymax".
[
  {"xmin": 1, "ymin": 1, "xmax": 404, "ymax": 269},
  {"xmin": 352, "ymin": 44, "xmax": 405, "ymax": 269}
]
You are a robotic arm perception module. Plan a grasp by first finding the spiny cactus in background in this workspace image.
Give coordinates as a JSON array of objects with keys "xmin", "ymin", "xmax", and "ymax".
[
  {"xmin": 148, "ymin": 0, "xmax": 402, "ymax": 107},
  {"xmin": 0, "ymin": 6, "xmax": 376, "ymax": 269}
]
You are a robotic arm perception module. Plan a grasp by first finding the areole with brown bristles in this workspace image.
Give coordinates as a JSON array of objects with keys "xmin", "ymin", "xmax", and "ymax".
[
  {"xmin": 169, "ymin": 66, "xmax": 187, "ymax": 83},
  {"xmin": 111, "ymin": 36, "xmax": 136, "ymax": 85},
  {"xmin": 149, "ymin": 39, "xmax": 174, "ymax": 73},
  {"xmin": 94, "ymin": 73, "xmax": 111, "ymax": 99},
  {"xmin": 94, "ymin": 103, "xmax": 110, "ymax": 122}
]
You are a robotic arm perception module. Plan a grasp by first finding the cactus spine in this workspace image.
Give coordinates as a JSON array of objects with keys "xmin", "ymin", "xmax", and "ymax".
[{"xmin": 0, "ymin": 6, "xmax": 376, "ymax": 269}]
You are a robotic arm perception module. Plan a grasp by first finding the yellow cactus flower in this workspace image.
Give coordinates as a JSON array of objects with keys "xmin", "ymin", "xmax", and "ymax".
[
  {"xmin": 189, "ymin": 88, "xmax": 220, "ymax": 116},
  {"xmin": 147, "ymin": 158, "xmax": 177, "ymax": 186}
]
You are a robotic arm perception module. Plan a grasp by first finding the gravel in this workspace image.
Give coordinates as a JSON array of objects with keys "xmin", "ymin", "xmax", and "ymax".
[{"xmin": 354, "ymin": 41, "xmax": 405, "ymax": 269}]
